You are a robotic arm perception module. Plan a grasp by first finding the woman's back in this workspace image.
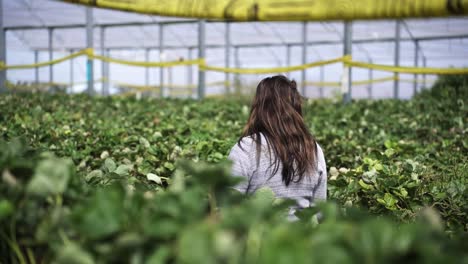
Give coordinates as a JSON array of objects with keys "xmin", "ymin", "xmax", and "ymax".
[
  {"xmin": 228, "ymin": 133, "xmax": 327, "ymax": 218},
  {"xmin": 228, "ymin": 75, "xmax": 327, "ymax": 220}
]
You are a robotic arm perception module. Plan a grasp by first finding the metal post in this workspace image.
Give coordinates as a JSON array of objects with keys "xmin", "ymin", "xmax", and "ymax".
[
  {"xmin": 145, "ymin": 48, "xmax": 150, "ymax": 87},
  {"xmin": 422, "ymin": 57, "xmax": 427, "ymax": 89},
  {"xmin": 286, "ymin": 44, "xmax": 291, "ymax": 67},
  {"xmin": 394, "ymin": 20, "xmax": 401, "ymax": 99},
  {"xmin": 368, "ymin": 59, "xmax": 373, "ymax": 99},
  {"xmin": 301, "ymin": 22, "xmax": 307, "ymax": 96},
  {"xmin": 86, "ymin": 7, "xmax": 94, "ymax": 95},
  {"xmin": 234, "ymin": 46, "xmax": 240, "ymax": 94},
  {"xmin": 188, "ymin": 48, "xmax": 194, "ymax": 98},
  {"xmin": 159, "ymin": 24, "xmax": 164, "ymax": 97},
  {"xmin": 319, "ymin": 66, "xmax": 325, "ymax": 98},
  {"xmin": 225, "ymin": 22, "xmax": 231, "ymax": 94},
  {"xmin": 342, "ymin": 21, "xmax": 352, "ymax": 103},
  {"xmin": 48, "ymin": 28, "xmax": 53, "ymax": 85},
  {"xmin": 0, "ymin": 0, "xmax": 5, "ymax": 92},
  {"xmin": 34, "ymin": 50, "xmax": 39, "ymax": 84},
  {"xmin": 197, "ymin": 20, "xmax": 206, "ymax": 99},
  {"xmin": 188, "ymin": 48, "xmax": 193, "ymax": 85},
  {"xmin": 100, "ymin": 26, "xmax": 106, "ymax": 95},
  {"xmin": 413, "ymin": 40, "xmax": 419, "ymax": 95},
  {"xmin": 69, "ymin": 50, "xmax": 73, "ymax": 93},
  {"xmin": 105, "ymin": 48, "xmax": 110, "ymax": 94}
]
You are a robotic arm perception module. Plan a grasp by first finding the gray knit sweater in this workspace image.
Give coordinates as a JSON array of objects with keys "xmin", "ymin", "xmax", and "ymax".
[{"xmin": 228, "ymin": 133, "xmax": 327, "ymax": 218}]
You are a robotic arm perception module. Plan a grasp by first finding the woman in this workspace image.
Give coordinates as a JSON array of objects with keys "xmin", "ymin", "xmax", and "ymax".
[{"xmin": 228, "ymin": 75, "xmax": 327, "ymax": 220}]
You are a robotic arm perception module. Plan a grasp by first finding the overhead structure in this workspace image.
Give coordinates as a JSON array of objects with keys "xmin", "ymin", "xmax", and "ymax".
[
  {"xmin": 1, "ymin": 0, "xmax": 468, "ymax": 100},
  {"xmin": 86, "ymin": 7, "xmax": 94, "ymax": 95},
  {"xmin": 0, "ymin": 0, "xmax": 5, "ymax": 92},
  {"xmin": 60, "ymin": 0, "xmax": 468, "ymax": 21},
  {"xmin": 342, "ymin": 21, "xmax": 352, "ymax": 103}
]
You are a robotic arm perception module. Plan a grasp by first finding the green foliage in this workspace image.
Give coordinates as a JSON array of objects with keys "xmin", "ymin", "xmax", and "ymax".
[
  {"xmin": 0, "ymin": 82, "xmax": 467, "ymax": 263},
  {"xmin": 424, "ymin": 74, "xmax": 468, "ymax": 98}
]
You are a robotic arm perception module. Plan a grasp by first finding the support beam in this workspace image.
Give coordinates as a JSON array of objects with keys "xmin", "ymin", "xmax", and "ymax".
[
  {"xmin": 145, "ymin": 48, "xmax": 150, "ymax": 87},
  {"xmin": 197, "ymin": 20, "xmax": 206, "ymax": 99},
  {"xmin": 225, "ymin": 22, "xmax": 231, "ymax": 94},
  {"xmin": 69, "ymin": 50, "xmax": 73, "ymax": 93},
  {"xmin": 368, "ymin": 59, "xmax": 373, "ymax": 99},
  {"xmin": 48, "ymin": 28, "xmax": 53, "ymax": 84},
  {"xmin": 100, "ymin": 26, "xmax": 107, "ymax": 95},
  {"xmin": 301, "ymin": 22, "xmax": 307, "ymax": 96},
  {"xmin": 319, "ymin": 66, "xmax": 324, "ymax": 98},
  {"xmin": 86, "ymin": 7, "xmax": 94, "ymax": 95},
  {"xmin": 34, "ymin": 50, "xmax": 39, "ymax": 84},
  {"xmin": 342, "ymin": 21, "xmax": 352, "ymax": 104},
  {"xmin": 187, "ymin": 48, "xmax": 193, "ymax": 87},
  {"xmin": 34, "ymin": 33, "xmax": 468, "ymax": 52},
  {"xmin": 0, "ymin": 0, "xmax": 5, "ymax": 92},
  {"xmin": 168, "ymin": 66, "xmax": 173, "ymax": 96},
  {"xmin": 4, "ymin": 20, "xmax": 200, "ymax": 31},
  {"xmin": 159, "ymin": 24, "xmax": 164, "ymax": 98},
  {"xmin": 422, "ymin": 57, "xmax": 427, "ymax": 89},
  {"xmin": 234, "ymin": 47, "xmax": 240, "ymax": 94},
  {"xmin": 105, "ymin": 48, "xmax": 110, "ymax": 94},
  {"xmin": 413, "ymin": 40, "xmax": 419, "ymax": 95},
  {"xmin": 394, "ymin": 20, "xmax": 401, "ymax": 99},
  {"xmin": 286, "ymin": 44, "xmax": 291, "ymax": 67}
]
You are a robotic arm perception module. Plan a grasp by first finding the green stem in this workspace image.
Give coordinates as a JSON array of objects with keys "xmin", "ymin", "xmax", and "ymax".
[
  {"xmin": 0, "ymin": 230, "xmax": 27, "ymax": 264},
  {"xmin": 208, "ymin": 188, "xmax": 217, "ymax": 217},
  {"xmin": 26, "ymin": 248, "xmax": 37, "ymax": 264}
]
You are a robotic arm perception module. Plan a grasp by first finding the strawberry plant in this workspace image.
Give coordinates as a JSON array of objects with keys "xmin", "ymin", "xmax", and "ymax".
[{"xmin": 0, "ymin": 78, "xmax": 467, "ymax": 263}]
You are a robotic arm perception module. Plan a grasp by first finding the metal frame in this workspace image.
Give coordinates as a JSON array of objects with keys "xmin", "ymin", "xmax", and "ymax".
[
  {"xmin": 145, "ymin": 48, "xmax": 150, "ymax": 87},
  {"xmin": 69, "ymin": 49, "xmax": 73, "ymax": 92},
  {"xmin": 197, "ymin": 20, "xmax": 206, "ymax": 99},
  {"xmin": 159, "ymin": 24, "xmax": 164, "ymax": 97},
  {"xmin": 2, "ymin": 11, "xmax": 468, "ymax": 99},
  {"xmin": 26, "ymin": 29, "xmax": 468, "ymax": 52},
  {"xmin": 368, "ymin": 59, "xmax": 373, "ymax": 99},
  {"xmin": 0, "ymin": 0, "xmax": 5, "ymax": 92},
  {"xmin": 225, "ymin": 22, "xmax": 231, "ymax": 94},
  {"xmin": 319, "ymin": 66, "xmax": 324, "ymax": 98},
  {"xmin": 48, "ymin": 28, "xmax": 53, "ymax": 84},
  {"xmin": 413, "ymin": 40, "xmax": 419, "ymax": 94},
  {"xmin": 86, "ymin": 7, "xmax": 94, "ymax": 95},
  {"xmin": 34, "ymin": 50, "xmax": 39, "ymax": 84},
  {"xmin": 301, "ymin": 22, "xmax": 307, "ymax": 96},
  {"xmin": 100, "ymin": 26, "xmax": 107, "ymax": 95},
  {"xmin": 394, "ymin": 20, "xmax": 401, "ymax": 99},
  {"xmin": 342, "ymin": 21, "xmax": 352, "ymax": 103}
]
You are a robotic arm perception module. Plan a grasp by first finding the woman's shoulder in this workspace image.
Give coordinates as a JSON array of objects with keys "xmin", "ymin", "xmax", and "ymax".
[
  {"xmin": 230, "ymin": 133, "xmax": 267, "ymax": 155},
  {"xmin": 231, "ymin": 135, "xmax": 256, "ymax": 152},
  {"xmin": 315, "ymin": 141, "xmax": 324, "ymax": 153}
]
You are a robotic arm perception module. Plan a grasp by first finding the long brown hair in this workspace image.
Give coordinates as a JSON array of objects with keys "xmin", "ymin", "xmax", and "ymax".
[{"xmin": 239, "ymin": 75, "xmax": 318, "ymax": 186}]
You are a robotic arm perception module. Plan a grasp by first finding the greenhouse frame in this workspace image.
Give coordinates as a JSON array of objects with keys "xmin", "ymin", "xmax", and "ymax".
[{"xmin": 1, "ymin": 0, "xmax": 468, "ymax": 100}]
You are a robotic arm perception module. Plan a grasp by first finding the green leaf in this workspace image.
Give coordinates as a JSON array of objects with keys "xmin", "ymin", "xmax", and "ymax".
[
  {"xmin": 0, "ymin": 200, "xmax": 13, "ymax": 221},
  {"xmin": 54, "ymin": 242, "xmax": 94, "ymax": 264},
  {"xmin": 85, "ymin": 169, "xmax": 103, "ymax": 182},
  {"xmin": 252, "ymin": 187, "xmax": 276, "ymax": 205},
  {"xmin": 377, "ymin": 193, "xmax": 398, "ymax": 210},
  {"xmin": 358, "ymin": 179, "xmax": 372, "ymax": 190},
  {"xmin": 114, "ymin": 164, "xmax": 132, "ymax": 176},
  {"xmin": 105, "ymin": 158, "xmax": 117, "ymax": 172},
  {"xmin": 164, "ymin": 162, "xmax": 175, "ymax": 171},
  {"xmin": 74, "ymin": 186, "xmax": 124, "ymax": 239},
  {"xmin": 139, "ymin": 137, "xmax": 151, "ymax": 149},
  {"xmin": 384, "ymin": 148, "xmax": 395, "ymax": 158},
  {"xmin": 147, "ymin": 246, "xmax": 171, "ymax": 264},
  {"xmin": 26, "ymin": 155, "xmax": 73, "ymax": 197}
]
